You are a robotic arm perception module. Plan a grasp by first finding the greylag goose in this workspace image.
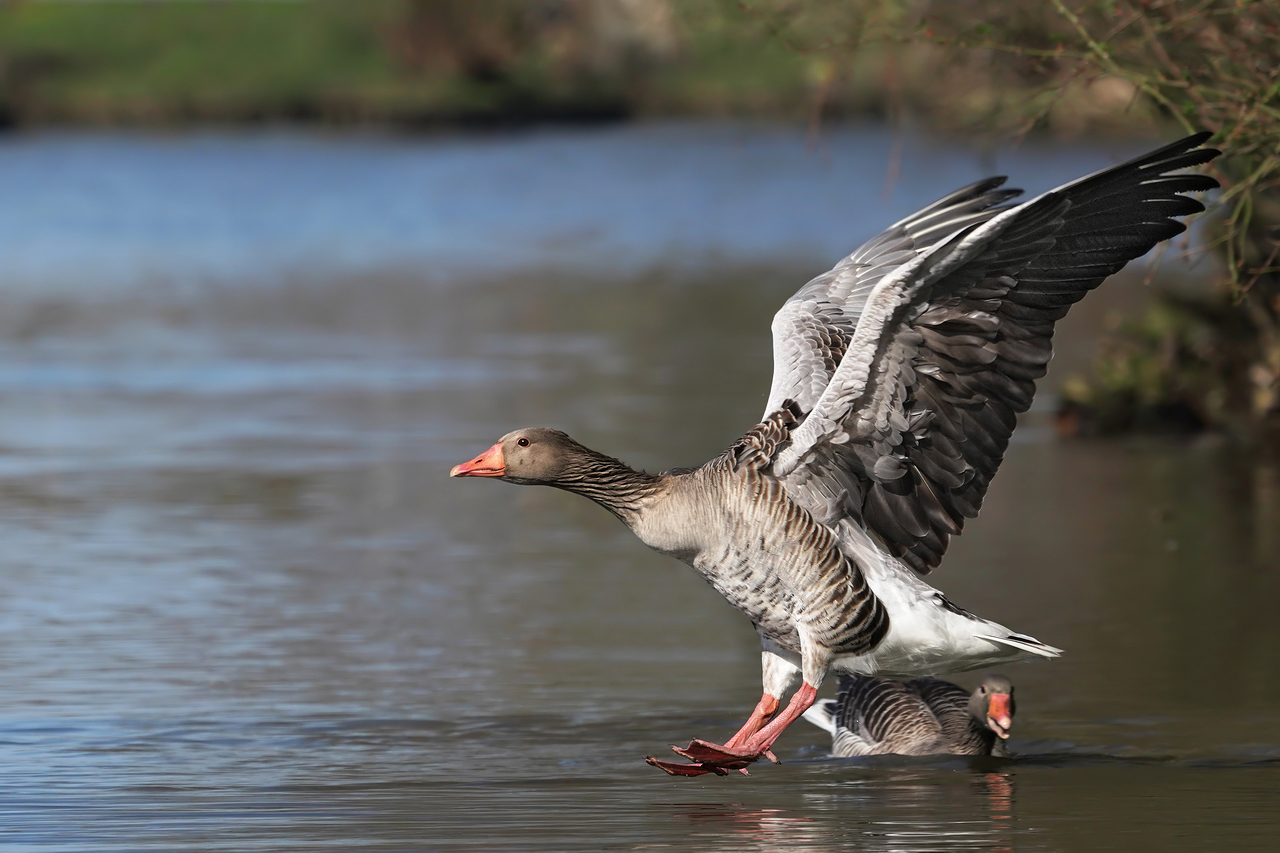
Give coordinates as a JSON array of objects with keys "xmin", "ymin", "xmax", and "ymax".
[
  {"xmin": 450, "ymin": 133, "xmax": 1219, "ymax": 776},
  {"xmin": 803, "ymin": 674, "xmax": 1015, "ymax": 757}
]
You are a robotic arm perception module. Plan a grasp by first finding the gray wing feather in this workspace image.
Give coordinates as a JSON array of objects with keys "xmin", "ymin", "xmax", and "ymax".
[
  {"xmin": 763, "ymin": 178, "xmax": 1022, "ymax": 417},
  {"xmin": 909, "ymin": 678, "xmax": 999, "ymax": 755},
  {"xmin": 769, "ymin": 133, "xmax": 1218, "ymax": 574},
  {"xmin": 830, "ymin": 675, "xmax": 948, "ymax": 755},
  {"xmin": 827, "ymin": 676, "xmax": 995, "ymax": 756}
]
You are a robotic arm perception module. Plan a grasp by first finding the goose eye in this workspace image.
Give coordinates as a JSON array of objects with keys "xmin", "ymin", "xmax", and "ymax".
[
  {"xmin": 979, "ymin": 685, "xmax": 987, "ymax": 693},
  {"xmin": 517, "ymin": 437, "xmax": 530, "ymax": 447}
]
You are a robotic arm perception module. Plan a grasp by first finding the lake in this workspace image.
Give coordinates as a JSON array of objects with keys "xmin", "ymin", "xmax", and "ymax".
[{"xmin": 0, "ymin": 122, "xmax": 1274, "ymax": 851}]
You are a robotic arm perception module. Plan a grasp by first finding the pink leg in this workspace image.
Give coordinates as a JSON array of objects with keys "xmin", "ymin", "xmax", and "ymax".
[
  {"xmin": 646, "ymin": 683, "xmax": 818, "ymax": 776},
  {"xmin": 735, "ymin": 682, "xmax": 818, "ymax": 754},
  {"xmin": 645, "ymin": 692, "xmax": 781, "ymax": 778},
  {"xmin": 724, "ymin": 693, "xmax": 780, "ymax": 748}
]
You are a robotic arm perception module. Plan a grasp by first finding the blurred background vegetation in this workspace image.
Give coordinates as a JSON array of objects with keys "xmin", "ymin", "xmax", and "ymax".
[
  {"xmin": 0, "ymin": 0, "xmax": 1276, "ymax": 441},
  {"xmin": 0, "ymin": 0, "xmax": 818, "ymax": 127}
]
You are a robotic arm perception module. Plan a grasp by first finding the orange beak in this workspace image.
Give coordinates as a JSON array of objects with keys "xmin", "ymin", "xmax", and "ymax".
[
  {"xmin": 986, "ymin": 693, "xmax": 1012, "ymax": 739},
  {"xmin": 449, "ymin": 442, "xmax": 506, "ymax": 478}
]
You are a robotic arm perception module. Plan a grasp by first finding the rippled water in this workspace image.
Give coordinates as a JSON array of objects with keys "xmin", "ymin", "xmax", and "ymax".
[{"xmin": 0, "ymin": 124, "xmax": 1276, "ymax": 851}]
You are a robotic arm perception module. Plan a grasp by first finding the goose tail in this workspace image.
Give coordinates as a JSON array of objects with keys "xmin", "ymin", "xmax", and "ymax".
[
  {"xmin": 801, "ymin": 698, "xmax": 839, "ymax": 735},
  {"xmin": 977, "ymin": 632, "xmax": 1063, "ymax": 659}
]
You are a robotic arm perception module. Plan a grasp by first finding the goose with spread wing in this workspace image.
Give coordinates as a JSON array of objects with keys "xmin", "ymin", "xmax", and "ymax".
[{"xmin": 450, "ymin": 133, "xmax": 1219, "ymax": 776}]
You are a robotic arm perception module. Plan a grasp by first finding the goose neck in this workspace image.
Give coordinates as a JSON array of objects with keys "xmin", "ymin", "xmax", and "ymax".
[{"xmin": 552, "ymin": 450, "xmax": 662, "ymax": 522}]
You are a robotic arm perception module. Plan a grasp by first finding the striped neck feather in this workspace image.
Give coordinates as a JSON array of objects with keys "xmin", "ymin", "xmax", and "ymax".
[{"xmin": 548, "ymin": 448, "xmax": 660, "ymax": 521}]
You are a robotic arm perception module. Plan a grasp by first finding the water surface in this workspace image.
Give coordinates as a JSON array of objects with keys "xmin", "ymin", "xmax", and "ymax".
[{"xmin": 0, "ymin": 123, "xmax": 1274, "ymax": 851}]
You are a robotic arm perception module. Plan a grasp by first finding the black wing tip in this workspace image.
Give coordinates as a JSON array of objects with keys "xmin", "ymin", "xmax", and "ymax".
[
  {"xmin": 1177, "ymin": 129, "xmax": 1214, "ymax": 148},
  {"xmin": 1152, "ymin": 129, "xmax": 1216, "ymax": 156},
  {"xmin": 1135, "ymin": 130, "xmax": 1221, "ymax": 175},
  {"xmin": 944, "ymin": 175, "xmax": 1021, "ymax": 207},
  {"xmin": 975, "ymin": 179, "xmax": 1026, "ymax": 210}
]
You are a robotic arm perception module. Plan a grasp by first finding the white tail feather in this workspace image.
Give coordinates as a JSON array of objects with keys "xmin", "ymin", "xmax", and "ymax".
[
  {"xmin": 801, "ymin": 698, "xmax": 839, "ymax": 734},
  {"xmin": 977, "ymin": 633, "xmax": 1063, "ymax": 658}
]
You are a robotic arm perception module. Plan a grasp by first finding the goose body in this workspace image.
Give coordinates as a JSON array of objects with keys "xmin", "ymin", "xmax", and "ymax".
[
  {"xmin": 803, "ymin": 674, "xmax": 1015, "ymax": 757},
  {"xmin": 451, "ymin": 134, "xmax": 1219, "ymax": 776},
  {"xmin": 620, "ymin": 429, "xmax": 1043, "ymax": 678}
]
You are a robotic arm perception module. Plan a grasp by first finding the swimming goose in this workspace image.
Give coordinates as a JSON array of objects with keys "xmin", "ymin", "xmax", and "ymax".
[
  {"xmin": 450, "ymin": 133, "xmax": 1219, "ymax": 776},
  {"xmin": 803, "ymin": 674, "xmax": 1015, "ymax": 757}
]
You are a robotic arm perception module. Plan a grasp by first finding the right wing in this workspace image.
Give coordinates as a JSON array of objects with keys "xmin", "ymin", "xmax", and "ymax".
[{"xmin": 764, "ymin": 178, "xmax": 1024, "ymax": 418}]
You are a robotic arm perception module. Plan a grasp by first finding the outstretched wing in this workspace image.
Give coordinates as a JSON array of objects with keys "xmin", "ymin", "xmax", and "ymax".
[
  {"xmin": 764, "ymin": 178, "xmax": 1023, "ymax": 417},
  {"xmin": 769, "ymin": 133, "xmax": 1219, "ymax": 574}
]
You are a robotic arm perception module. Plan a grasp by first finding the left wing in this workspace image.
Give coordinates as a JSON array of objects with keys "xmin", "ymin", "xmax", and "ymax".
[{"xmin": 771, "ymin": 133, "xmax": 1219, "ymax": 574}]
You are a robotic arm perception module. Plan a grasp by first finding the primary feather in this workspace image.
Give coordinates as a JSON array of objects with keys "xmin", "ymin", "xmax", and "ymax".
[{"xmin": 770, "ymin": 133, "xmax": 1218, "ymax": 573}]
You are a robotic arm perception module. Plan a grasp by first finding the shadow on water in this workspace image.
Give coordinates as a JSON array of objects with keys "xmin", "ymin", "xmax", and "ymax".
[{"xmin": 0, "ymin": 125, "xmax": 1275, "ymax": 850}]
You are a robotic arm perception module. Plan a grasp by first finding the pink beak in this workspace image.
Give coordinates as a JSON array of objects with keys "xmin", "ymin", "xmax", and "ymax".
[
  {"xmin": 449, "ymin": 442, "xmax": 506, "ymax": 478},
  {"xmin": 986, "ymin": 693, "xmax": 1013, "ymax": 739}
]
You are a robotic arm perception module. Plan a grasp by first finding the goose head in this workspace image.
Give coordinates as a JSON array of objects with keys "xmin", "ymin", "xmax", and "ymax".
[
  {"xmin": 449, "ymin": 428, "xmax": 592, "ymax": 486},
  {"xmin": 969, "ymin": 674, "xmax": 1015, "ymax": 740}
]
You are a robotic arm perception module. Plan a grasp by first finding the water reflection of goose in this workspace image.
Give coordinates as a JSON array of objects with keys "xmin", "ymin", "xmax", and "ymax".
[
  {"xmin": 803, "ymin": 674, "xmax": 1015, "ymax": 757},
  {"xmin": 450, "ymin": 134, "xmax": 1218, "ymax": 776},
  {"xmin": 666, "ymin": 770, "xmax": 1020, "ymax": 852}
]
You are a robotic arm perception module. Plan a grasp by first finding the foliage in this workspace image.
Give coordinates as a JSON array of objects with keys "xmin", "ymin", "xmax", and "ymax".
[
  {"xmin": 738, "ymin": 0, "xmax": 1280, "ymax": 437},
  {"xmin": 0, "ymin": 0, "xmax": 824, "ymax": 126},
  {"xmin": 0, "ymin": 1, "xmax": 1275, "ymax": 434},
  {"xmin": 0, "ymin": 0, "xmax": 653, "ymax": 125}
]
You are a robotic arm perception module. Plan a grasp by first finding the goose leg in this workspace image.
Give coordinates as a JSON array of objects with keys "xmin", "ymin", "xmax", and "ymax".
[
  {"xmin": 668, "ymin": 682, "xmax": 818, "ymax": 765},
  {"xmin": 724, "ymin": 692, "xmax": 781, "ymax": 747},
  {"xmin": 644, "ymin": 693, "xmax": 780, "ymax": 777},
  {"xmin": 645, "ymin": 648, "xmax": 806, "ymax": 776},
  {"xmin": 725, "ymin": 647, "xmax": 799, "ymax": 745}
]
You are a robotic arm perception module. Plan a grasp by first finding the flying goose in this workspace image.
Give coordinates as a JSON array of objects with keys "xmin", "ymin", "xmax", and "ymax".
[
  {"xmin": 450, "ymin": 133, "xmax": 1219, "ymax": 776},
  {"xmin": 803, "ymin": 674, "xmax": 1015, "ymax": 757}
]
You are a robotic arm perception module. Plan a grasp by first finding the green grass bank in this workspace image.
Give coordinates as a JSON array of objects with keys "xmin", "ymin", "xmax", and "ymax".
[{"xmin": 0, "ymin": 0, "xmax": 842, "ymax": 128}]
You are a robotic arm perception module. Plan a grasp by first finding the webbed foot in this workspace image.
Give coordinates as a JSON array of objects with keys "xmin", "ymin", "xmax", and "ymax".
[
  {"xmin": 671, "ymin": 738, "xmax": 779, "ymax": 765},
  {"xmin": 644, "ymin": 756, "xmax": 741, "ymax": 776}
]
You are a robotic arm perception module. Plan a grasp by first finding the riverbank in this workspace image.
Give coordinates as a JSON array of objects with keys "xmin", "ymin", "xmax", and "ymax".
[
  {"xmin": 0, "ymin": 0, "xmax": 1160, "ymax": 134},
  {"xmin": 0, "ymin": 0, "xmax": 809, "ymax": 128}
]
